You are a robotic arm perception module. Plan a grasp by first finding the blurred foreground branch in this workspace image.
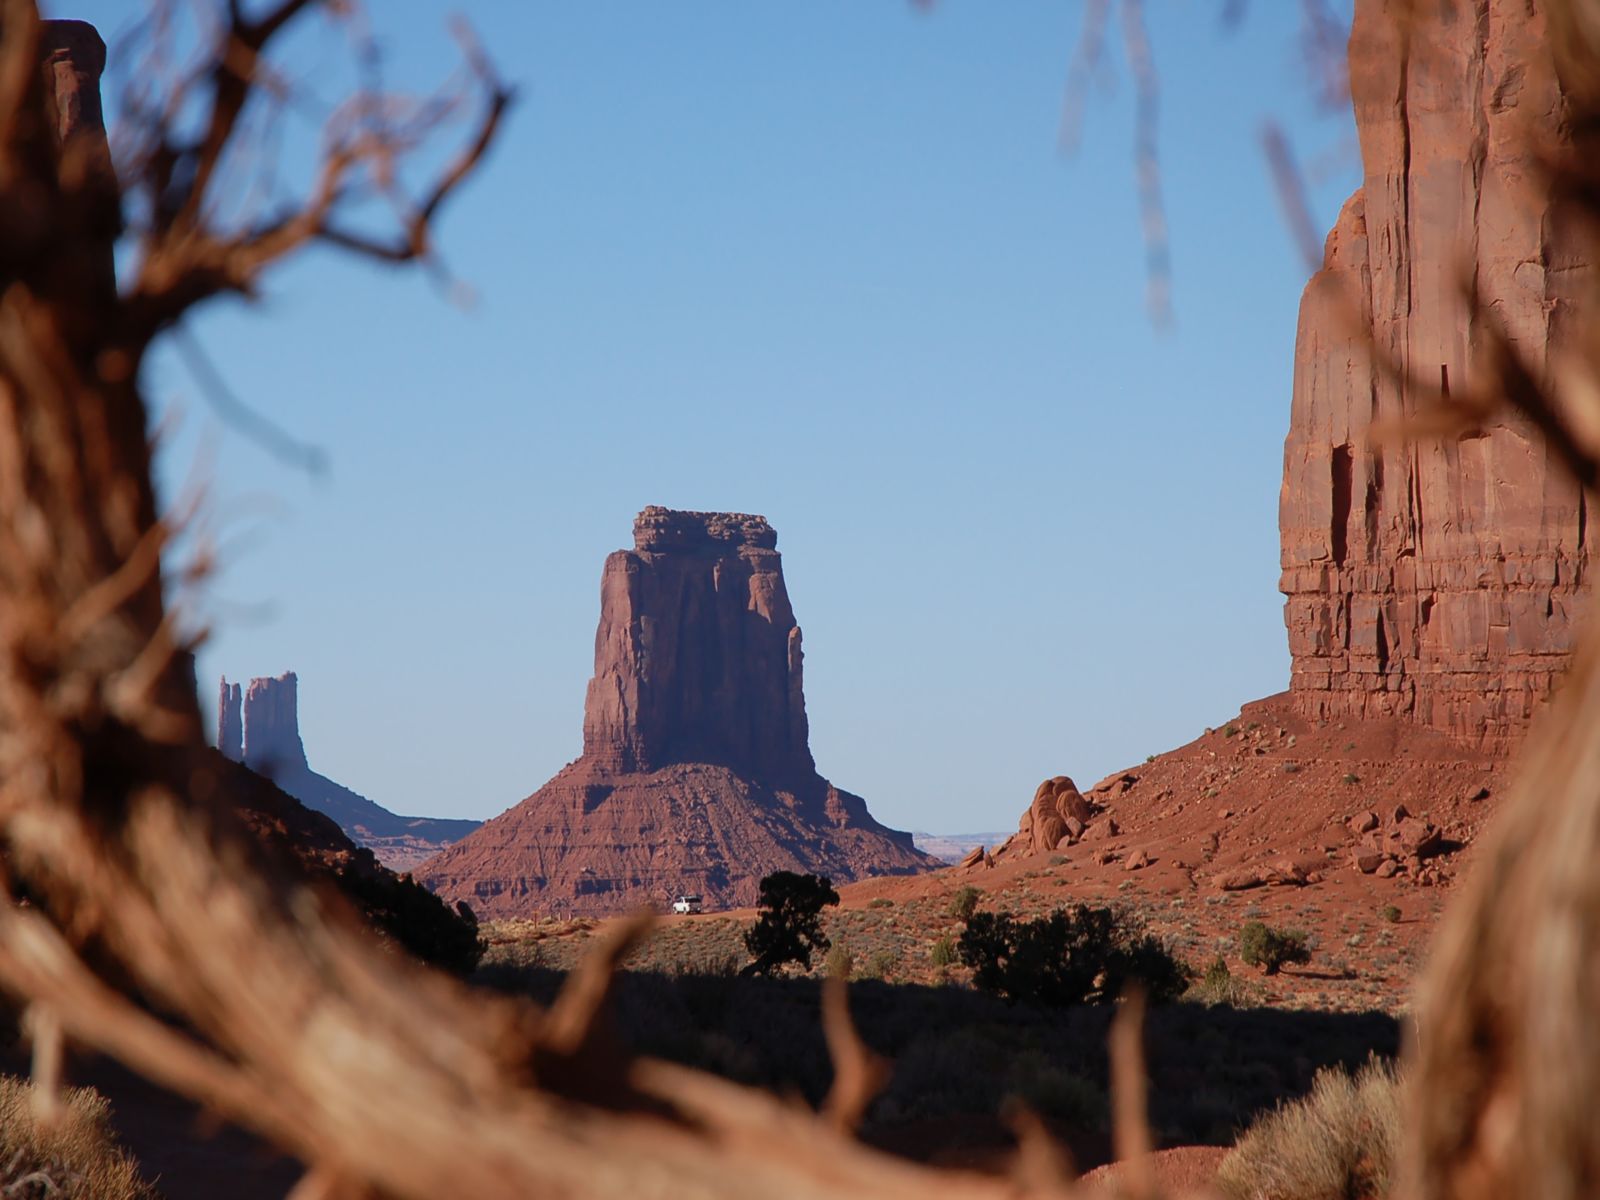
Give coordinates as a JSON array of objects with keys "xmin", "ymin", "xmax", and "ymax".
[
  {"xmin": 4, "ymin": 1, "xmax": 1600, "ymax": 1198},
  {"xmin": 0, "ymin": 3, "xmax": 1180, "ymax": 1198}
]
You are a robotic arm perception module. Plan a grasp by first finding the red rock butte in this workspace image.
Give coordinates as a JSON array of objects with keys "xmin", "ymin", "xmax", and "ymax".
[
  {"xmin": 1281, "ymin": 0, "xmax": 1592, "ymax": 750},
  {"xmin": 420, "ymin": 506, "xmax": 935, "ymax": 918},
  {"xmin": 1004, "ymin": 0, "xmax": 1592, "ymax": 860}
]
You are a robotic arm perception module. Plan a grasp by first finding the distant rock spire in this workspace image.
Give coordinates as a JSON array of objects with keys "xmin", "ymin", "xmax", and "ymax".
[
  {"xmin": 217, "ymin": 678, "xmax": 243, "ymax": 761},
  {"xmin": 235, "ymin": 671, "xmax": 310, "ymax": 774}
]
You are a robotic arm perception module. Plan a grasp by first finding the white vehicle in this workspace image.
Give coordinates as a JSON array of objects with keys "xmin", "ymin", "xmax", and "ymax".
[{"xmin": 671, "ymin": 894, "xmax": 703, "ymax": 915}]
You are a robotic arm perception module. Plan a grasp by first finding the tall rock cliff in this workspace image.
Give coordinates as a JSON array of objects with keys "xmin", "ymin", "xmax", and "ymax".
[
  {"xmin": 584, "ymin": 508, "xmax": 812, "ymax": 775},
  {"xmin": 238, "ymin": 671, "xmax": 309, "ymax": 772},
  {"xmin": 1280, "ymin": 0, "xmax": 1591, "ymax": 748},
  {"xmin": 420, "ymin": 508, "xmax": 934, "ymax": 919},
  {"xmin": 219, "ymin": 672, "xmax": 480, "ymax": 871}
]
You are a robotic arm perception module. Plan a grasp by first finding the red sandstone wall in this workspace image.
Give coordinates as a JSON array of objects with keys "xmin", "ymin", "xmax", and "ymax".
[{"xmin": 1280, "ymin": 0, "xmax": 1591, "ymax": 748}]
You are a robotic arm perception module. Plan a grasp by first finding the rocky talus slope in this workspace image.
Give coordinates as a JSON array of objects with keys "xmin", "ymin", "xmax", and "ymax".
[{"xmin": 421, "ymin": 507, "xmax": 934, "ymax": 918}]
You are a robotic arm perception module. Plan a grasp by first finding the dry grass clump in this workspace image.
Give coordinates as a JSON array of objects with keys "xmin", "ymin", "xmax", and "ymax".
[
  {"xmin": 0, "ymin": 1075, "xmax": 157, "ymax": 1200},
  {"xmin": 1215, "ymin": 1055, "xmax": 1400, "ymax": 1200}
]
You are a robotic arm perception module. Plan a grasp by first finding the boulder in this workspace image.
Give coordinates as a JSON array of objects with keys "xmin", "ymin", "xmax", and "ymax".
[
  {"xmin": 1214, "ymin": 869, "xmax": 1268, "ymax": 891},
  {"xmin": 1353, "ymin": 851, "xmax": 1388, "ymax": 875},
  {"xmin": 1395, "ymin": 817, "xmax": 1445, "ymax": 859},
  {"xmin": 1083, "ymin": 817, "xmax": 1120, "ymax": 842}
]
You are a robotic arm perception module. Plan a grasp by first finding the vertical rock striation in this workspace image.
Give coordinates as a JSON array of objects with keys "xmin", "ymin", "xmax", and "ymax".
[
  {"xmin": 1280, "ymin": 0, "xmax": 1591, "ymax": 749},
  {"xmin": 583, "ymin": 507, "xmax": 812, "ymax": 775},
  {"xmin": 420, "ymin": 508, "xmax": 934, "ymax": 919},
  {"xmin": 239, "ymin": 671, "xmax": 309, "ymax": 773},
  {"xmin": 217, "ymin": 679, "xmax": 243, "ymax": 762}
]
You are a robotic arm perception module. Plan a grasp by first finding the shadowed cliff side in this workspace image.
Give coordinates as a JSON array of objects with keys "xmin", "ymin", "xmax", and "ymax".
[{"xmin": 219, "ymin": 673, "xmax": 481, "ymax": 871}]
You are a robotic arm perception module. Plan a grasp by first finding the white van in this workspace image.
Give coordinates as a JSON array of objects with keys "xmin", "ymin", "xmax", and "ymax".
[{"xmin": 671, "ymin": 894, "xmax": 703, "ymax": 915}]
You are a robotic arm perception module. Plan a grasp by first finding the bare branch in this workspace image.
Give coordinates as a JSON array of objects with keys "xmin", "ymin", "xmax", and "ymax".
[
  {"xmin": 1058, "ymin": 0, "xmax": 1112, "ymax": 155},
  {"xmin": 1120, "ymin": 0, "xmax": 1172, "ymax": 326},
  {"xmin": 1006, "ymin": 1104, "xmax": 1078, "ymax": 1192},
  {"xmin": 1110, "ymin": 988, "xmax": 1156, "ymax": 1200},
  {"xmin": 1261, "ymin": 122, "xmax": 1323, "ymax": 272},
  {"xmin": 820, "ymin": 976, "xmax": 890, "ymax": 1134},
  {"xmin": 169, "ymin": 321, "xmax": 328, "ymax": 475}
]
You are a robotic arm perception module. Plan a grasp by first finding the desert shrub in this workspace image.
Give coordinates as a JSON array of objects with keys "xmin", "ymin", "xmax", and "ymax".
[
  {"xmin": 339, "ymin": 866, "xmax": 484, "ymax": 975},
  {"xmin": 929, "ymin": 934, "xmax": 957, "ymax": 968},
  {"xmin": 1188, "ymin": 954, "xmax": 1252, "ymax": 1007},
  {"xmin": 1215, "ymin": 1055, "xmax": 1402, "ymax": 1200},
  {"xmin": 958, "ymin": 905, "xmax": 1190, "ymax": 1006},
  {"xmin": 1342, "ymin": 773, "xmax": 1361, "ymax": 785},
  {"xmin": 1048, "ymin": 854, "xmax": 1069, "ymax": 866},
  {"xmin": 741, "ymin": 872, "xmax": 840, "ymax": 976},
  {"xmin": 868, "ymin": 897, "xmax": 895, "ymax": 909},
  {"xmin": 1381, "ymin": 905, "xmax": 1401, "ymax": 924},
  {"xmin": 1223, "ymin": 725, "xmax": 1238, "ymax": 738},
  {"xmin": 861, "ymin": 949, "xmax": 899, "ymax": 980},
  {"xmin": 824, "ymin": 943, "xmax": 854, "ymax": 979},
  {"xmin": 948, "ymin": 885, "xmax": 983, "ymax": 921},
  {"xmin": 0, "ymin": 1075, "xmax": 157, "ymax": 1200},
  {"xmin": 1240, "ymin": 921, "xmax": 1312, "ymax": 975},
  {"xmin": 1006, "ymin": 1061, "xmax": 1106, "ymax": 1130}
]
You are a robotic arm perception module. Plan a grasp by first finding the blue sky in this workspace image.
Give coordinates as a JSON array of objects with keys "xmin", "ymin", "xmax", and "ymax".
[{"xmin": 58, "ymin": 1, "xmax": 1357, "ymax": 834}]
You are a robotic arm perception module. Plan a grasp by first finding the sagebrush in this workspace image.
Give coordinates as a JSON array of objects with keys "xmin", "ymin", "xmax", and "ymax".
[
  {"xmin": 1216, "ymin": 1055, "xmax": 1401, "ymax": 1200},
  {"xmin": 0, "ymin": 1075, "xmax": 157, "ymax": 1200}
]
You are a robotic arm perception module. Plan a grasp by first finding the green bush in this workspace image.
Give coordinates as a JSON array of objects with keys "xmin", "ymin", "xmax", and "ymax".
[
  {"xmin": 958, "ymin": 905, "xmax": 1190, "ymax": 1006},
  {"xmin": 1007, "ymin": 1061, "xmax": 1106, "ymax": 1130},
  {"xmin": 859, "ymin": 948, "xmax": 899, "ymax": 980},
  {"xmin": 868, "ymin": 897, "xmax": 895, "ymax": 909},
  {"xmin": 741, "ymin": 872, "xmax": 840, "ymax": 976},
  {"xmin": 824, "ymin": 943, "xmax": 854, "ymax": 979},
  {"xmin": 1216, "ymin": 1055, "xmax": 1401, "ymax": 1200},
  {"xmin": 948, "ymin": 885, "xmax": 983, "ymax": 921},
  {"xmin": 929, "ymin": 934, "xmax": 957, "ymax": 968},
  {"xmin": 1381, "ymin": 905, "xmax": 1401, "ymax": 924},
  {"xmin": 1240, "ymin": 920, "xmax": 1312, "ymax": 975}
]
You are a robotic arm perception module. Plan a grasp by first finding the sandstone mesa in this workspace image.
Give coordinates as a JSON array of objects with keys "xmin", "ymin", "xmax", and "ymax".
[{"xmin": 419, "ymin": 507, "xmax": 935, "ymax": 918}]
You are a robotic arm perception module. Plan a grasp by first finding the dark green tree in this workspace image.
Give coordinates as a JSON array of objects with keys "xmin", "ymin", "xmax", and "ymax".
[
  {"xmin": 958, "ymin": 904, "xmax": 1189, "ymax": 1006},
  {"xmin": 740, "ymin": 872, "xmax": 840, "ymax": 976},
  {"xmin": 1239, "ymin": 920, "xmax": 1312, "ymax": 975}
]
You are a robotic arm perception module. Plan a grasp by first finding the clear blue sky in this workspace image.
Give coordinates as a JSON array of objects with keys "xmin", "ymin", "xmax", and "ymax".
[{"xmin": 59, "ymin": 1, "xmax": 1356, "ymax": 834}]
